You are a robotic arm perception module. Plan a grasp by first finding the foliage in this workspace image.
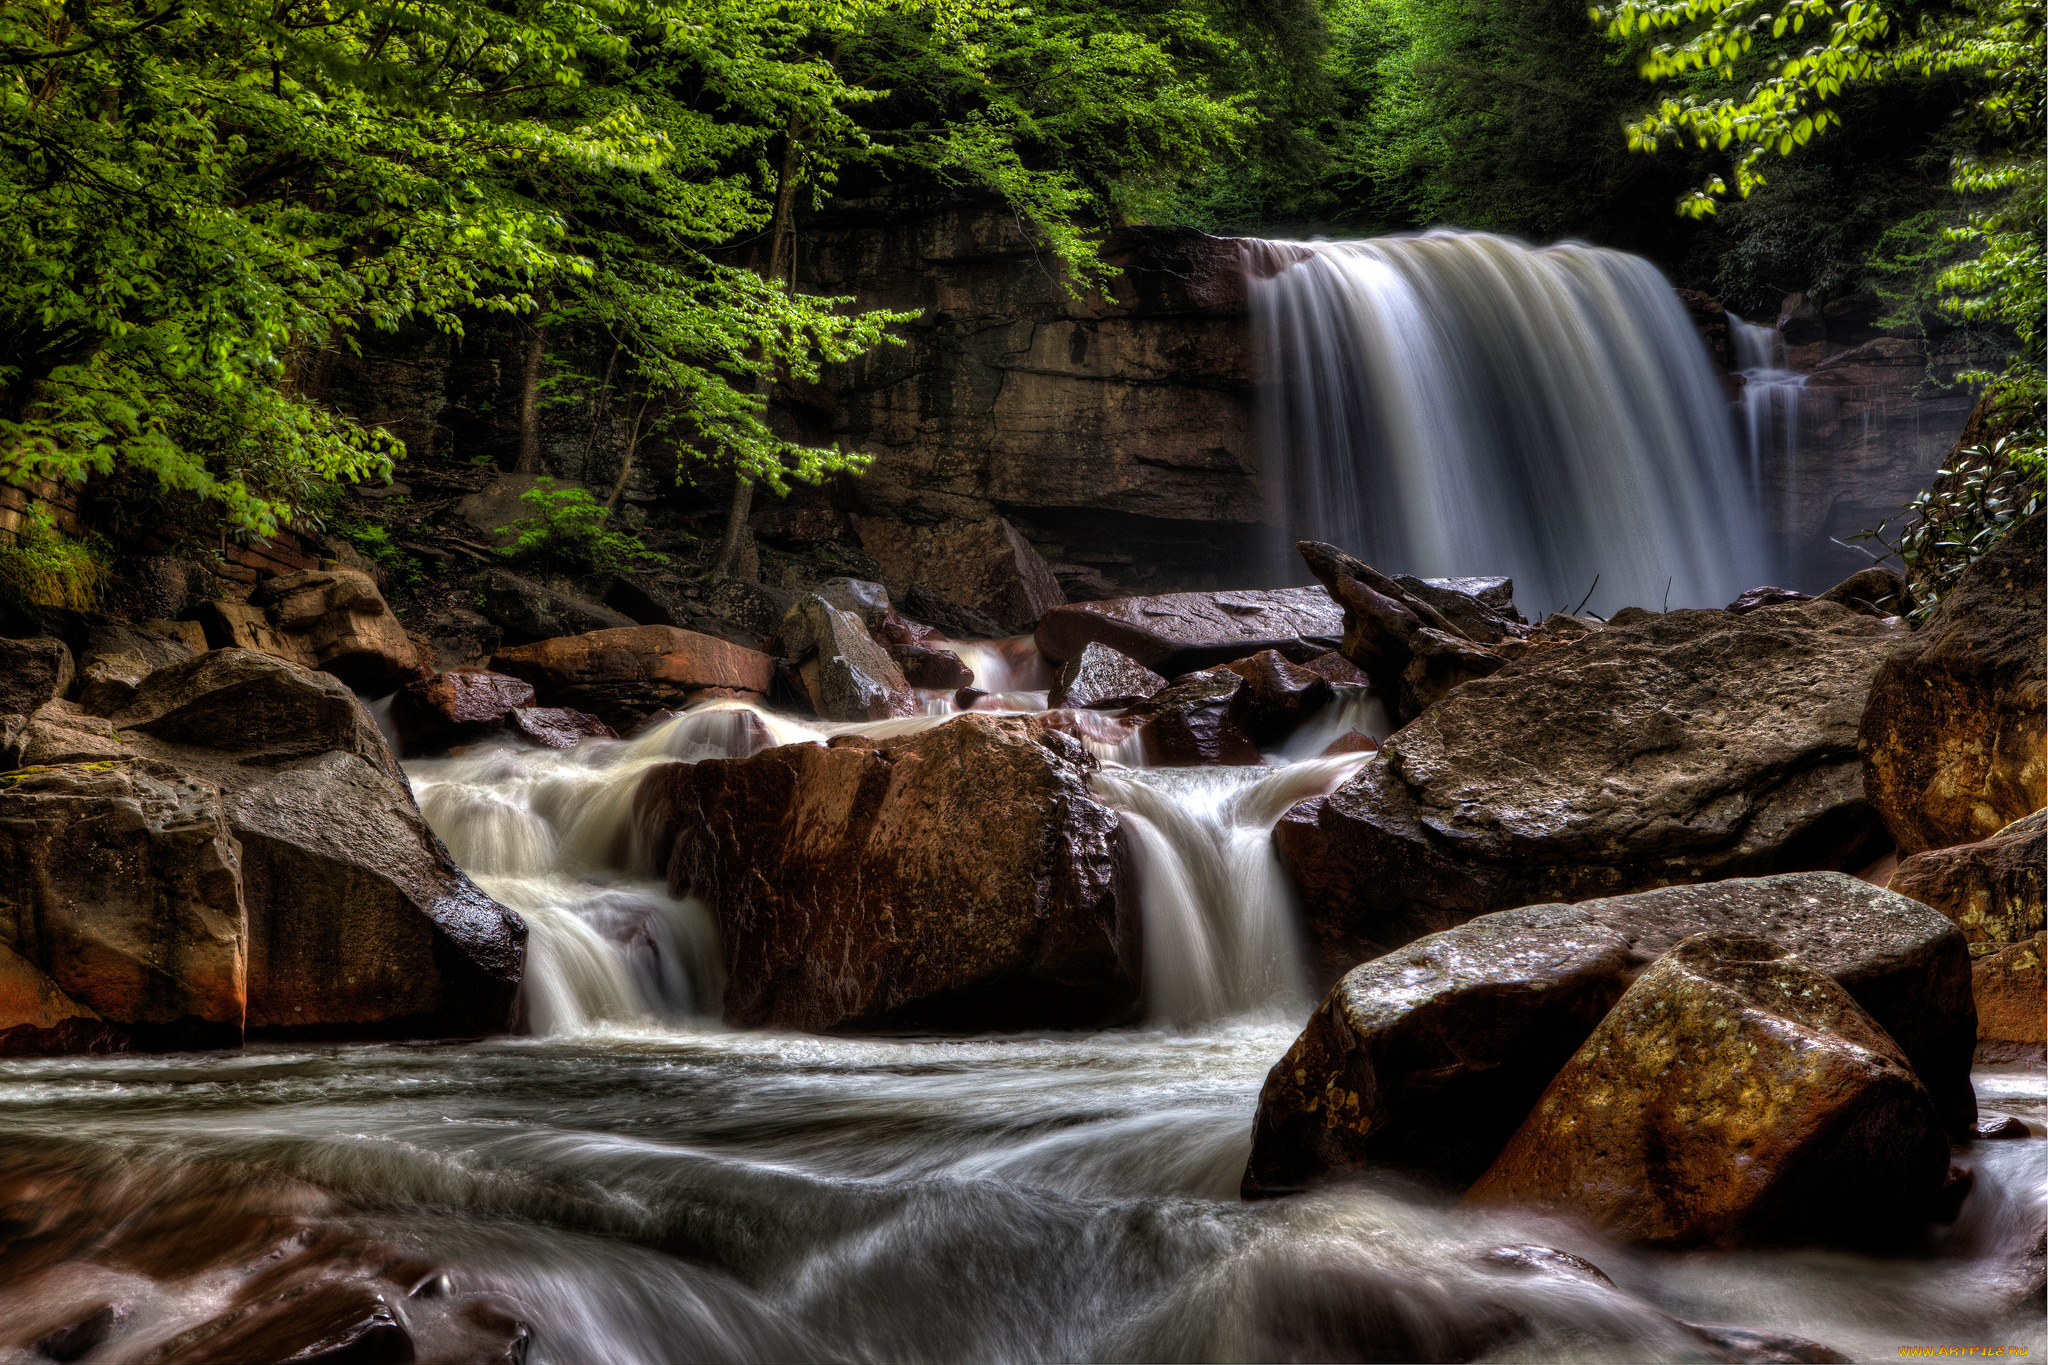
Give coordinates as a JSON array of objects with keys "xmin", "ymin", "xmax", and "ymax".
[
  {"xmin": 1852, "ymin": 436, "xmax": 2044, "ymax": 620},
  {"xmin": 325, "ymin": 511, "xmax": 425, "ymax": 594},
  {"xmin": 494, "ymin": 478, "xmax": 667, "ymax": 575},
  {"xmin": 0, "ymin": 504, "xmax": 112, "ymax": 611}
]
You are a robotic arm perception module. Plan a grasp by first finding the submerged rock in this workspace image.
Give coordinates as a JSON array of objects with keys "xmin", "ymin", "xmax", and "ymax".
[
  {"xmin": 1275, "ymin": 601, "xmax": 1898, "ymax": 983},
  {"xmin": 1035, "ymin": 587, "xmax": 1343, "ymax": 676},
  {"xmin": 1890, "ymin": 809, "xmax": 2045, "ymax": 948},
  {"xmin": 491, "ymin": 625, "xmax": 774, "ymax": 731},
  {"xmin": 1860, "ymin": 511, "xmax": 2045, "ymax": 855},
  {"xmin": 1465, "ymin": 933, "xmax": 1951, "ymax": 1249},
  {"xmin": 640, "ymin": 713, "xmax": 1132, "ymax": 1032}
]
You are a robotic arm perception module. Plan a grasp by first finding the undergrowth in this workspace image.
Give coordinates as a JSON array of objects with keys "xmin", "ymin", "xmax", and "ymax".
[
  {"xmin": 0, "ymin": 504, "xmax": 113, "ymax": 611},
  {"xmin": 493, "ymin": 478, "xmax": 666, "ymax": 576}
]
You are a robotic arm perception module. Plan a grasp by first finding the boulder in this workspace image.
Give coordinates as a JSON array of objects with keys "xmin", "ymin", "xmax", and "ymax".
[
  {"xmin": 411, "ymin": 604, "xmax": 502, "ymax": 672},
  {"xmin": 1727, "ymin": 586, "xmax": 1815, "ymax": 614},
  {"xmin": 803, "ymin": 577, "xmax": 974, "ymax": 692},
  {"xmin": 852, "ymin": 516, "xmax": 1064, "ymax": 630},
  {"xmin": 507, "ymin": 707, "xmax": 616, "ymax": 749},
  {"xmin": 1392, "ymin": 575, "xmax": 1530, "ymax": 641},
  {"xmin": 475, "ymin": 567, "xmax": 638, "ymax": 642},
  {"xmin": 1819, "ymin": 565, "xmax": 1914, "ymax": 618},
  {"xmin": 901, "ymin": 583, "xmax": 1005, "ymax": 641},
  {"xmin": 1276, "ymin": 601, "xmax": 1898, "ymax": 983},
  {"xmin": 1243, "ymin": 904, "xmax": 1637, "ymax": 1196},
  {"xmin": 1221, "ymin": 650, "xmax": 1332, "ymax": 744},
  {"xmin": 74, "ymin": 648, "xmax": 151, "ymax": 716},
  {"xmin": 0, "ymin": 760, "xmax": 246, "ymax": 1051},
  {"xmin": 775, "ymin": 594, "xmax": 918, "ymax": 723},
  {"xmin": 248, "ymin": 568, "xmax": 423, "ymax": 693},
  {"xmin": 1299, "ymin": 649, "xmax": 1372, "ymax": 687},
  {"xmin": 390, "ymin": 669, "xmax": 537, "ymax": 753},
  {"xmin": 1048, "ymin": 642, "xmax": 1167, "ymax": 710},
  {"xmin": 0, "ymin": 701, "xmax": 128, "ymax": 769},
  {"xmin": 1465, "ymin": 933, "xmax": 1951, "ymax": 1249},
  {"xmin": 1890, "ymin": 810, "xmax": 2045, "ymax": 948},
  {"xmin": 640, "ymin": 713, "xmax": 1132, "ymax": 1032},
  {"xmin": 704, "ymin": 578, "xmax": 798, "ymax": 640},
  {"xmin": 0, "ymin": 943, "xmax": 104, "ymax": 1055},
  {"xmin": 1036, "ymin": 586, "xmax": 1343, "ymax": 676},
  {"xmin": 1126, "ymin": 668, "xmax": 1261, "ymax": 767},
  {"xmin": 1295, "ymin": 542, "xmax": 1505, "ymax": 720},
  {"xmin": 113, "ymin": 650, "xmax": 394, "ymax": 769},
  {"xmin": 1243, "ymin": 872, "xmax": 1975, "ymax": 1194},
  {"xmin": 1860, "ymin": 512, "xmax": 2045, "ymax": 855},
  {"xmin": 1973, "ymin": 932, "xmax": 2045, "ymax": 1058},
  {"xmin": 490, "ymin": 625, "xmax": 774, "ymax": 731},
  {"xmin": 0, "ymin": 637, "xmax": 72, "ymax": 716},
  {"xmin": 1319, "ymin": 731, "xmax": 1378, "ymax": 757}
]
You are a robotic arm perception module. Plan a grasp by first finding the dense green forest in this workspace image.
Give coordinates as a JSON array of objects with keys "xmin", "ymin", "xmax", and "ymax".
[{"xmin": 0, "ymin": 0, "xmax": 2039, "ymax": 562}]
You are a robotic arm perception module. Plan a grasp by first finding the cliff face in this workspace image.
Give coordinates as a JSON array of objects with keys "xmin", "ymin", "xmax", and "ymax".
[{"xmin": 778, "ymin": 197, "xmax": 1268, "ymax": 594}]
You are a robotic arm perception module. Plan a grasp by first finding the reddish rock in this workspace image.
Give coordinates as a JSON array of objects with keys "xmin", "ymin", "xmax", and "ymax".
[
  {"xmin": 852, "ymin": 516, "xmax": 1064, "ymax": 630},
  {"xmin": 391, "ymin": 669, "xmax": 537, "ymax": 752},
  {"xmin": 1299, "ymin": 649, "xmax": 1372, "ymax": 687},
  {"xmin": 1319, "ymin": 731, "xmax": 1379, "ymax": 757},
  {"xmin": 508, "ymin": 707, "xmax": 616, "ymax": 749},
  {"xmin": 1036, "ymin": 587, "xmax": 1343, "ymax": 676},
  {"xmin": 1222, "ymin": 649, "xmax": 1333, "ymax": 744},
  {"xmin": 492, "ymin": 625, "xmax": 776, "ymax": 731},
  {"xmin": 1861, "ymin": 512, "xmax": 2045, "ymax": 855},
  {"xmin": 1048, "ymin": 642, "xmax": 1167, "ymax": 710},
  {"xmin": 1973, "ymin": 932, "xmax": 2045, "ymax": 1058},
  {"xmin": 640, "ymin": 713, "xmax": 1133, "ymax": 1032},
  {"xmin": 1466, "ymin": 933, "xmax": 1951, "ymax": 1249},
  {"xmin": 0, "ymin": 761, "xmax": 246, "ymax": 1050},
  {"xmin": 1126, "ymin": 668, "xmax": 1262, "ymax": 766},
  {"xmin": 1890, "ymin": 810, "xmax": 2045, "ymax": 948}
]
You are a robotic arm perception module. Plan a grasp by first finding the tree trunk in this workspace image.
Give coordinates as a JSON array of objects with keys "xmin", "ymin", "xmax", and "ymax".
[
  {"xmin": 712, "ymin": 122, "xmax": 805, "ymax": 581},
  {"xmin": 514, "ymin": 305, "xmax": 549, "ymax": 476},
  {"xmin": 604, "ymin": 395, "xmax": 653, "ymax": 515}
]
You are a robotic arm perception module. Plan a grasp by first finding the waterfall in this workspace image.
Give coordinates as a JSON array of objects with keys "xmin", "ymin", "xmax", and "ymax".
[
  {"xmin": 1729, "ymin": 311, "xmax": 1808, "ymax": 560},
  {"xmin": 1248, "ymin": 229, "xmax": 1771, "ymax": 617}
]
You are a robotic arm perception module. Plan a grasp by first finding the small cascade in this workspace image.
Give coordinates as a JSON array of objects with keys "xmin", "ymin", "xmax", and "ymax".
[
  {"xmin": 1728, "ymin": 311, "xmax": 1808, "ymax": 544},
  {"xmin": 1248, "ymin": 229, "xmax": 1772, "ymax": 616},
  {"xmin": 1093, "ymin": 754, "xmax": 1368, "ymax": 1026}
]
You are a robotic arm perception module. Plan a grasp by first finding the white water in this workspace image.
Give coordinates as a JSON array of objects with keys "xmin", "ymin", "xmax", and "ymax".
[
  {"xmin": 1248, "ymin": 230, "xmax": 1772, "ymax": 617},
  {"xmin": 1730, "ymin": 311, "xmax": 1810, "ymax": 561}
]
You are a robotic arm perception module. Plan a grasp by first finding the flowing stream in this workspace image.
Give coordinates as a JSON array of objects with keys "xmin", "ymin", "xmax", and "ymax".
[
  {"xmin": 4, "ymin": 670, "xmax": 2042, "ymax": 1364},
  {"xmin": 1247, "ymin": 230, "xmax": 1772, "ymax": 616}
]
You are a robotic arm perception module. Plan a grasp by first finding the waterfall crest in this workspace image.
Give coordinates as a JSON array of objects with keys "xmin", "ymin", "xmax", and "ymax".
[{"xmin": 1249, "ymin": 229, "xmax": 1769, "ymax": 617}]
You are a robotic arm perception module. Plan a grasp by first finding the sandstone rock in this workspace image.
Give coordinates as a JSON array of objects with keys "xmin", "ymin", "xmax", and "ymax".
[
  {"xmin": 1296, "ymin": 542, "xmax": 1505, "ymax": 720},
  {"xmin": 391, "ymin": 669, "xmax": 537, "ymax": 753},
  {"xmin": 1222, "ymin": 650, "xmax": 1333, "ymax": 744},
  {"xmin": 476, "ymin": 567, "xmax": 638, "ymax": 642},
  {"xmin": 1819, "ymin": 565, "xmax": 1914, "ymax": 617},
  {"xmin": 491, "ymin": 625, "xmax": 775, "ymax": 731},
  {"xmin": 187, "ymin": 598, "xmax": 297, "ymax": 657},
  {"xmin": 853, "ymin": 516, "xmax": 1064, "ymax": 630},
  {"xmin": 412, "ymin": 604, "xmax": 502, "ymax": 671},
  {"xmin": 0, "ymin": 941, "xmax": 102, "ymax": 1053},
  {"xmin": 1466, "ymin": 933, "xmax": 1950, "ymax": 1248},
  {"xmin": 248, "ymin": 568, "xmax": 423, "ymax": 693},
  {"xmin": 114, "ymin": 650, "xmax": 394, "ymax": 770},
  {"xmin": 1393, "ymin": 575, "xmax": 1530, "ymax": 641},
  {"xmin": 1973, "ymin": 932, "xmax": 2044, "ymax": 1058},
  {"xmin": 1276, "ymin": 602, "xmax": 1898, "ymax": 983},
  {"xmin": 901, "ymin": 583, "xmax": 1005, "ymax": 640},
  {"xmin": 803, "ymin": 576, "xmax": 974, "ymax": 691},
  {"xmin": 74, "ymin": 648, "xmax": 150, "ymax": 716},
  {"xmin": 1126, "ymin": 668, "xmax": 1261, "ymax": 767},
  {"xmin": 1243, "ymin": 904, "xmax": 1637, "ymax": 1195},
  {"xmin": 508, "ymin": 707, "xmax": 616, "ymax": 749},
  {"xmin": 704, "ymin": 578, "xmax": 799, "ymax": 640},
  {"xmin": 1299, "ymin": 649, "xmax": 1372, "ymax": 687},
  {"xmin": 776, "ymin": 594, "xmax": 918, "ymax": 722},
  {"xmin": 456, "ymin": 472, "xmax": 567, "ymax": 545},
  {"xmin": 1048, "ymin": 642, "xmax": 1166, "ymax": 710},
  {"xmin": 1036, "ymin": 587, "xmax": 1343, "ymax": 676},
  {"xmin": 0, "ymin": 637, "xmax": 72, "ymax": 716},
  {"xmin": 641, "ymin": 713, "xmax": 1132, "ymax": 1032},
  {"xmin": 1861, "ymin": 512, "xmax": 2045, "ymax": 855},
  {"xmin": 0, "ymin": 701, "xmax": 128, "ymax": 769},
  {"xmin": 0, "ymin": 760, "xmax": 246, "ymax": 1049},
  {"xmin": 1319, "ymin": 731, "xmax": 1379, "ymax": 757},
  {"xmin": 1891, "ymin": 810, "xmax": 2045, "ymax": 948}
]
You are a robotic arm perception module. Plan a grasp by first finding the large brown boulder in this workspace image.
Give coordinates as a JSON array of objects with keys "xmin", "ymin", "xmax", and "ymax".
[
  {"xmin": 1860, "ymin": 512, "xmax": 2045, "ymax": 855},
  {"xmin": 390, "ymin": 668, "xmax": 536, "ymax": 752},
  {"xmin": 1035, "ymin": 587, "xmax": 1343, "ymax": 676},
  {"xmin": 491, "ymin": 625, "xmax": 774, "ymax": 731},
  {"xmin": 852, "ymin": 516, "xmax": 1064, "ymax": 631},
  {"xmin": 1048, "ymin": 642, "xmax": 1166, "ymax": 710},
  {"xmin": 1221, "ymin": 649, "xmax": 1333, "ymax": 744},
  {"xmin": 1296, "ymin": 542, "xmax": 1506, "ymax": 720},
  {"xmin": 1465, "ymin": 933, "xmax": 1951, "ymax": 1249},
  {"xmin": 0, "ymin": 637, "xmax": 72, "ymax": 716},
  {"xmin": 1276, "ymin": 601, "xmax": 1898, "ymax": 983},
  {"xmin": 1243, "ymin": 872, "xmax": 1975, "ymax": 1195},
  {"xmin": 774, "ymin": 593, "xmax": 918, "ymax": 722},
  {"xmin": 0, "ymin": 700, "xmax": 129, "ymax": 769},
  {"xmin": 1973, "ymin": 932, "xmax": 2045, "ymax": 1058},
  {"xmin": 249, "ymin": 568, "xmax": 424, "ymax": 693},
  {"xmin": 474, "ymin": 566, "xmax": 638, "ymax": 641},
  {"xmin": 640, "ymin": 713, "xmax": 1132, "ymax": 1032},
  {"xmin": 1890, "ymin": 809, "xmax": 2045, "ymax": 948},
  {"xmin": 0, "ymin": 760, "xmax": 246, "ymax": 1051},
  {"xmin": 1125, "ymin": 668, "xmax": 1262, "ymax": 767},
  {"xmin": 114, "ymin": 649, "xmax": 396, "ymax": 769}
]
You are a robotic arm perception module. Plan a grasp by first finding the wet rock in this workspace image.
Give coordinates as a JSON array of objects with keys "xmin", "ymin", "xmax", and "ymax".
[
  {"xmin": 1296, "ymin": 541, "xmax": 1504, "ymax": 719},
  {"xmin": 1890, "ymin": 810, "xmax": 2045, "ymax": 948},
  {"xmin": 1319, "ymin": 731, "xmax": 1379, "ymax": 757},
  {"xmin": 248, "ymin": 568, "xmax": 424, "ymax": 693},
  {"xmin": 1689, "ymin": 1325, "xmax": 1854, "ymax": 1363},
  {"xmin": 0, "ymin": 940, "xmax": 105, "ymax": 1055},
  {"xmin": 410, "ymin": 603, "xmax": 502, "ymax": 672},
  {"xmin": 1125, "ymin": 668, "xmax": 1261, "ymax": 767},
  {"xmin": 0, "ymin": 636, "xmax": 72, "ymax": 715},
  {"xmin": 0, "ymin": 761, "xmax": 246, "ymax": 1050},
  {"xmin": 1819, "ymin": 565, "xmax": 1914, "ymax": 618},
  {"xmin": 391, "ymin": 669, "xmax": 537, "ymax": 753},
  {"xmin": 1299, "ymin": 649, "xmax": 1372, "ymax": 687},
  {"xmin": 1035, "ymin": 586, "xmax": 1343, "ymax": 676},
  {"xmin": 805, "ymin": 576, "xmax": 974, "ymax": 691},
  {"xmin": 1276, "ymin": 602, "xmax": 1898, "ymax": 983},
  {"xmin": 1727, "ymin": 586, "xmax": 1815, "ymax": 613},
  {"xmin": 1222, "ymin": 649, "xmax": 1333, "ymax": 744},
  {"xmin": 1972, "ymin": 932, "xmax": 2045, "ymax": 1059},
  {"xmin": 852, "ymin": 516, "xmax": 1064, "ymax": 630},
  {"xmin": 901, "ymin": 583, "xmax": 1005, "ymax": 641},
  {"xmin": 491, "ymin": 625, "xmax": 775, "ymax": 731},
  {"xmin": 775, "ymin": 595, "xmax": 918, "ymax": 722},
  {"xmin": 641, "ymin": 713, "xmax": 1132, "ymax": 1032},
  {"xmin": 1243, "ymin": 904, "xmax": 1637, "ymax": 1195},
  {"xmin": 507, "ymin": 707, "xmax": 616, "ymax": 749},
  {"xmin": 1466, "ymin": 933, "xmax": 1951, "ymax": 1249},
  {"xmin": 1860, "ymin": 511, "xmax": 2044, "ymax": 855},
  {"xmin": 1393, "ymin": 574, "xmax": 1530, "ymax": 641},
  {"xmin": 475, "ymin": 567, "xmax": 638, "ymax": 642},
  {"xmin": 114, "ymin": 650, "xmax": 394, "ymax": 769},
  {"xmin": 1048, "ymin": 642, "xmax": 1166, "ymax": 710}
]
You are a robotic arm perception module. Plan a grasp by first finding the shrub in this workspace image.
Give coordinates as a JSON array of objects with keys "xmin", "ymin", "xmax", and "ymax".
[
  {"xmin": 1854, "ymin": 434, "xmax": 2045, "ymax": 622},
  {"xmin": 0, "ymin": 504, "xmax": 113, "ymax": 611},
  {"xmin": 493, "ymin": 478, "xmax": 666, "ymax": 576}
]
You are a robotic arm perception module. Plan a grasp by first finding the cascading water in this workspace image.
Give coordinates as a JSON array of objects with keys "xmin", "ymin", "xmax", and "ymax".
[
  {"xmin": 1730, "ymin": 310, "xmax": 1810, "ymax": 552},
  {"xmin": 1249, "ymin": 230, "xmax": 1772, "ymax": 616}
]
